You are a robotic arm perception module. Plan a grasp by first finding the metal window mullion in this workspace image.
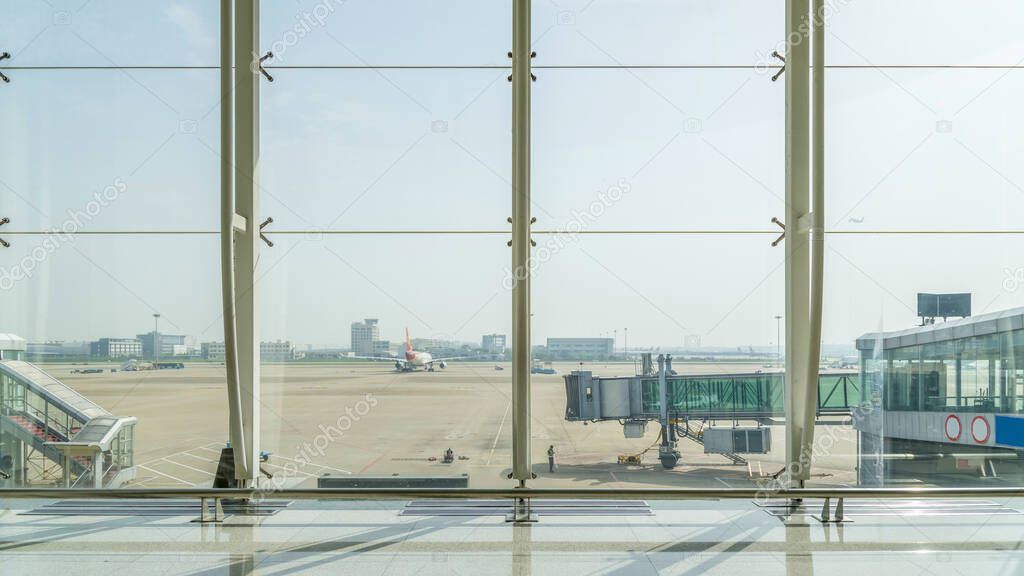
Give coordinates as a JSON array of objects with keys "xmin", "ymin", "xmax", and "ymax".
[
  {"xmin": 511, "ymin": 0, "xmax": 533, "ymax": 485},
  {"xmin": 220, "ymin": 0, "xmax": 249, "ymax": 484},
  {"xmin": 232, "ymin": 0, "xmax": 261, "ymax": 486},
  {"xmin": 784, "ymin": 0, "xmax": 814, "ymax": 487}
]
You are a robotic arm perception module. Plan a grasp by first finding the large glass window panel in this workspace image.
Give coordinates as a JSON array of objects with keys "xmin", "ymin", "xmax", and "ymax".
[
  {"xmin": 0, "ymin": 235, "xmax": 226, "ymax": 488},
  {"xmin": 0, "ymin": 70, "xmax": 220, "ymax": 231},
  {"xmin": 827, "ymin": 70, "xmax": 1024, "ymax": 232},
  {"xmin": 532, "ymin": 0, "xmax": 783, "ymax": 66},
  {"xmin": 828, "ymin": 1, "xmax": 1024, "ymax": 66},
  {"xmin": 262, "ymin": 70, "xmax": 511, "ymax": 231},
  {"xmin": 532, "ymin": 235, "xmax": 784, "ymax": 488},
  {"xmin": 0, "ymin": 0, "xmax": 218, "ymax": 66},
  {"xmin": 815, "ymin": 234, "xmax": 1024, "ymax": 487},
  {"xmin": 260, "ymin": 0, "xmax": 510, "ymax": 66},
  {"xmin": 533, "ymin": 69, "xmax": 783, "ymax": 231},
  {"xmin": 256, "ymin": 235, "xmax": 511, "ymax": 488}
]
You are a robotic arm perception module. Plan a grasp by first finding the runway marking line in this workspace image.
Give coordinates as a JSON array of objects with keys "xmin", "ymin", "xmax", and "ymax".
[
  {"xmin": 160, "ymin": 457, "xmax": 215, "ymax": 477},
  {"xmin": 138, "ymin": 464, "xmax": 194, "ymax": 487},
  {"xmin": 487, "ymin": 399, "xmax": 511, "ymax": 466}
]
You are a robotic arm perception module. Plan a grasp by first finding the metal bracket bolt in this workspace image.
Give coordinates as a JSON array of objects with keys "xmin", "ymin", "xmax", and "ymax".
[
  {"xmin": 770, "ymin": 217, "xmax": 785, "ymax": 247},
  {"xmin": 0, "ymin": 52, "xmax": 11, "ymax": 84},
  {"xmin": 507, "ymin": 216, "xmax": 536, "ymax": 247},
  {"xmin": 0, "ymin": 217, "xmax": 9, "ymax": 247},
  {"xmin": 507, "ymin": 51, "xmax": 537, "ymax": 82},
  {"xmin": 770, "ymin": 51, "xmax": 786, "ymax": 82},
  {"xmin": 259, "ymin": 217, "xmax": 274, "ymax": 247},
  {"xmin": 258, "ymin": 51, "xmax": 274, "ymax": 82}
]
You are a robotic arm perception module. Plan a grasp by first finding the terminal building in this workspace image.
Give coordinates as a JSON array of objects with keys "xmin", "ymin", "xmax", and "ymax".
[
  {"xmin": 137, "ymin": 331, "xmax": 186, "ymax": 359},
  {"xmin": 855, "ymin": 306, "xmax": 1024, "ymax": 484},
  {"xmin": 90, "ymin": 338, "xmax": 143, "ymax": 359},
  {"xmin": 546, "ymin": 337, "xmax": 615, "ymax": 361}
]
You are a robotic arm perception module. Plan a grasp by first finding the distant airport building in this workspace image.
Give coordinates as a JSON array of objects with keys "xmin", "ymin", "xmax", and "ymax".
[
  {"xmin": 372, "ymin": 340, "xmax": 393, "ymax": 357},
  {"xmin": 24, "ymin": 341, "xmax": 90, "ymax": 358},
  {"xmin": 262, "ymin": 340, "xmax": 297, "ymax": 361},
  {"xmin": 90, "ymin": 338, "xmax": 143, "ymax": 359},
  {"xmin": 351, "ymin": 319, "xmax": 380, "ymax": 356},
  {"xmin": 137, "ymin": 332, "xmax": 186, "ymax": 360},
  {"xmin": 854, "ymin": 305, "xmax": 1024, "ymax": 484},
  {"xmin": 0, "ymin": 334, "xmax": 26, "ymax": 360},
  {"xmin": 201, "ymin": 340, "xmax": 299, "ymax": 361},
  {"xmin": 201, "ymin": 341, "xmax": 225, "ymax": 360},
  {"xmin": 546, "ymin": 338, "xmax": 614, "ymax": 361},
  {"xmin": 26, "ymin": 341, "xmax": 65, "ymax": 358},
  {"xmin": 482, "ymin": 334, "xmax": 507, "ymax": 355}
]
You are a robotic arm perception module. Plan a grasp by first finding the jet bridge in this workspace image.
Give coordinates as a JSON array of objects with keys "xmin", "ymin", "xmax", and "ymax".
[
  {"xmin": 564, "ymin": 370, "xmax": 859, "ymax": 422},
  {"xmin": 564, "ymin": 359, "xmax": 860, "ymax": 469}
]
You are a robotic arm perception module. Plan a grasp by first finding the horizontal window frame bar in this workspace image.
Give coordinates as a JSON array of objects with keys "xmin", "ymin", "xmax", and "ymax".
[
  {"xmin": 4, "ymin": 230, "xmax": 1024, "ymax": 236},
  {"xmin": 6, "ymin": 64, "xmax": 1024, "ymax": 71},
  {"xmin": 1, "ymin": 487, "xmax": 1024, "ymax": 500}
]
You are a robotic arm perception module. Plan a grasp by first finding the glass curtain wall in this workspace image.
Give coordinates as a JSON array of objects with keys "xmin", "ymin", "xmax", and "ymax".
[
  {"xmin": 4, "ymin": 1, "xmax": 1024, "ymax": 492},
  {"xmin": 0, "ymin": 1, "xmax": 225, "ymax": 489},
  {"xmin": 257, "ymin": 1, "xmax": 513, "ymax": 489},
  {"xmin": 530, "ymin": 1, "xmax": 785, "ymax": 488},
  {"xmin": 817, "ymin": 1, "xmax": 1024, "ymax": 487}
]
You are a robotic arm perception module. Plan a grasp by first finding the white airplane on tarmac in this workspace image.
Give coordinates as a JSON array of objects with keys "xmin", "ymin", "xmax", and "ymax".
[{"xmin": 355, "ymin": 328, "xmax": 477, "ymax": 372}]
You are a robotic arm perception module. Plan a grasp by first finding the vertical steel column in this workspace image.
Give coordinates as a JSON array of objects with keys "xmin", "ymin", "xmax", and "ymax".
[
  {"xmin": 511, "ymin": 0, "xmax": 533, "ymax": 485},
  {"xmin": 804, "ymin": 0, "xmax": 827, "ymax": 471},
  {"xmin": 233, "ymin": 0, "xmax": 261, "ymax": 487},
  {"xmin": 220, "ymin": 0, "xmax": 249, "ymax": 482},
  {"xmin": 784, "ymin": 0, "xmax": 813, "ymax": 486}
]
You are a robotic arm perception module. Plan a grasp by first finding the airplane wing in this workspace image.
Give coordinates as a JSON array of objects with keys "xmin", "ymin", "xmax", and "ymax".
[
  {"xmin": 346, "ymin": 355, "xmax": 404, "ymax": 362},
  {"xmin": 425, "ymin": 355, "xmax": 483, "ymax": 363}
]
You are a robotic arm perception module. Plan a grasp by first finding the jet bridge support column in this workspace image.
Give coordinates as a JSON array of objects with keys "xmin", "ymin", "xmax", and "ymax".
[{"xmin": 658, "ymin": 355, "xmax": 679, "ymax": 469}]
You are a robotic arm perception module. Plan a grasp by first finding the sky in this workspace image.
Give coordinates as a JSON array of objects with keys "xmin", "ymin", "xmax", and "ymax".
[{"xmin": 1, "ymin": 1, "xmax": 1024, "ymax": 351}]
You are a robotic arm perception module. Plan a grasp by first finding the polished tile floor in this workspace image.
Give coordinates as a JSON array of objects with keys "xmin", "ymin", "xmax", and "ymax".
[{"xmin": 1, "ymin": 498, "xmax": 1023, "ymax": 575}]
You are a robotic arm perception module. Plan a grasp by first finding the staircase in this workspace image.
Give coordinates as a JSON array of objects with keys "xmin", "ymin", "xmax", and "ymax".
[{"xmin": 2, "ymin": 413, "xmax": 90, "ymax": 474}]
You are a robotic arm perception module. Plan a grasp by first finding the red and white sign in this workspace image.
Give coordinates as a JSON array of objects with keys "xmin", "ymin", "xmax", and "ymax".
[
  {"xmin": 971, "ymin": 416, "xmax": 991, "ymax": 444},
  {"xmin": 944, "ymin": 414, "xmax": 962, "ymax": 441}
]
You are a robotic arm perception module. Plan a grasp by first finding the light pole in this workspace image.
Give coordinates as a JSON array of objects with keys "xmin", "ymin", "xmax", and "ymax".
[
  {"xmin": 774, "ymin": 314, "xmax": 782, "ymax": 371},
  {"xmin": 623, "ymin": 327, "xmax": 628, "ymax": 361},
  {"xmin": 153, "ymin": 313, "xmax": 161, "ymax": 362}
]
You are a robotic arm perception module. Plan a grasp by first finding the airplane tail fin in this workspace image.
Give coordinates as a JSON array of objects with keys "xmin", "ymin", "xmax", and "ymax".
[{"xmin": 405, "ymin": 327, "xmax": 412, "ymax": 353}]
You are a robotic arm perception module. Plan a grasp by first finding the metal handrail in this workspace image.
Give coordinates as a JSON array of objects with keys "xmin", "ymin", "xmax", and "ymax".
[{"xmin": 2, "ymin": 487, "xmax": 1024, "ymax": 500}]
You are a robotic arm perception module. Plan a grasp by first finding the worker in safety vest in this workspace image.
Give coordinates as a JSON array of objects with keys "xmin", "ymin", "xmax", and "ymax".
[{"xmin": 547, "ymin": 445, "xmax": 556, "ymax": 473}]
